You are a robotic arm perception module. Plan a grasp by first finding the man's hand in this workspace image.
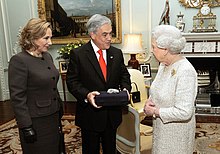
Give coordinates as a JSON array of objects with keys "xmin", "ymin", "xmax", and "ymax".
[
  {"xmin": 122, "ymin": 88, "xmax": 130, "ymax": 101},
  {"xmin": 87, "ymin": 91, "xmax": 102, "ymax": 108}
]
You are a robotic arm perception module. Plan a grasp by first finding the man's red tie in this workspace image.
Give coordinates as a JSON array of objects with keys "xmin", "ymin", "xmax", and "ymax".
[{"xmin": 98, "ymin": 49, "xmax": 107, "ymax": 80}]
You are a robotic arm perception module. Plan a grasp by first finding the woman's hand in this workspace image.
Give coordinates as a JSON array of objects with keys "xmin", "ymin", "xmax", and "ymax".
[
  {"xmin": 143, "ymin": 98, "xmax": 156, "ymax": 116},
  {"xmin": 21, "ymin": 126, "xmax": 37, "ymax": 143}
]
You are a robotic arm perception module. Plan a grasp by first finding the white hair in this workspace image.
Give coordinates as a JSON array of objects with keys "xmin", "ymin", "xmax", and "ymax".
[
  {"xmin": 152, "ymin": 25, "xmax": 186, "ymax": 54},
  {"xmin": 86, "ymin": 14, "xmax": 111, "ymax": 34}
]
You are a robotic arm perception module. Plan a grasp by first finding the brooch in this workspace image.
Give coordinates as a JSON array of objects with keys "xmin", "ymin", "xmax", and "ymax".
[{"xmin": 171, "ymin": 69, "xmax": 176, "ymax": 76}]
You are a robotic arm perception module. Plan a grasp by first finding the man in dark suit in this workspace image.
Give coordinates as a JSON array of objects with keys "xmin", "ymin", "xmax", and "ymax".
[{"xmin": 66, "ymin": 14, "xmax": 131, "ymax": 154}]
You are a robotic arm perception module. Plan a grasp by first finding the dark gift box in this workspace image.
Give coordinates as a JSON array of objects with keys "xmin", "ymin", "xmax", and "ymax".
[{"xmin": 95, "ymin": 91, "xmax": 129, "ymax": 106}]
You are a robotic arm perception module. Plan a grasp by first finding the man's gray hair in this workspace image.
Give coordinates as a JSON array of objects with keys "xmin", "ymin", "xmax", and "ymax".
[
  {"xmin": 86, "ymin": 14, "xmax": 111, "ymax": 34},
  {"xmin": 152, "ymin": 25, "xmax": 186, "ymax": 54}
]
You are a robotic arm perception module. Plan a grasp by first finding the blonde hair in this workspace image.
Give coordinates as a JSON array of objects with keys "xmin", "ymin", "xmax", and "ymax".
[{"xmin": 19, "ymin": 18, "xmax": 51, "ymax": 50}]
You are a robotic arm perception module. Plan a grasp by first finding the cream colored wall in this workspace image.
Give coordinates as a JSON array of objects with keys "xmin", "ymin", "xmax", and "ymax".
[
  {"xmin": 0, "ymin": 0, "xmax": 37, "ymax": 101},
  {"xmin": 1, "ymin": 0, "xmax": 220, "ymax": 101}
]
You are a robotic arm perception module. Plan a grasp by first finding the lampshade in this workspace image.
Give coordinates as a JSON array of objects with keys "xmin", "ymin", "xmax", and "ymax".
[{"xmin": 122, "ymin": 34, "xmax": 145, "ymax": 54}]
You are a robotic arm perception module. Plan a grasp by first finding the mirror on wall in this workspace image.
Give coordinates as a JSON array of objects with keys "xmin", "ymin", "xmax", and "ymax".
[{"xmin": 179, "ymin": 0, "xmax": 220, "ymax": 8}]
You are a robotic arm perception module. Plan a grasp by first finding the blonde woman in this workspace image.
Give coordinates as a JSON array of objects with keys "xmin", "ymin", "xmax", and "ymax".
[{"xmin": 8, "ymin": 18, "xmax": 63, "ymax": 154}]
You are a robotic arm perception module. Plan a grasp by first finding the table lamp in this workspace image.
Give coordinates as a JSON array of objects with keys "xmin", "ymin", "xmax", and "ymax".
[{"xmin": 122, "ymin": 34, "xmax": 145, "ymax": 69}]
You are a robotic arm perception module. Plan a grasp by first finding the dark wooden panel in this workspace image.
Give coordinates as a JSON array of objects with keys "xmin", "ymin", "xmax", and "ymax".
[{"xmin": 0, "ymin": 100, "xmax": 15, "ymax": 125}]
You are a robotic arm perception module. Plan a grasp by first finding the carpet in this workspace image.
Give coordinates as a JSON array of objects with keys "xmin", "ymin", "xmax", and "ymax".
[
  {"xmin": 0, "ymin": 116, "xmax": 220, "ymax": 154},
  {"xmin": 0, "ymin": 115, "xmax": 82, "ymax": 154},
  {"xmin": 194, "ymin": 122, "xmax": 220, "ymax": 154}
]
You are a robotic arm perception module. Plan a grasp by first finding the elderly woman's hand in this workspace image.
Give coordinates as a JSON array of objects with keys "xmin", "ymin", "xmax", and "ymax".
[{"xmin": 143, "ymin": 98, "xmax": 156, "ymax": 116}]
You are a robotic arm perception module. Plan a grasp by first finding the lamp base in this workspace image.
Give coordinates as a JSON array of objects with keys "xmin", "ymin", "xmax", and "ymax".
[{"xmin": 128, "ymin": 54, "xmax": 139, "ymax": 69}]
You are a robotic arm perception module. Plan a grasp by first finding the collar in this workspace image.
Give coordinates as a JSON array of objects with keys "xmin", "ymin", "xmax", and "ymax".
[
  {"xmin": 90, "ymin": 40, "xmax": 107, "ymax": 53},
  {"xmin": 91, "ymin": 40, "xmax": 100, "ymax": 53}
]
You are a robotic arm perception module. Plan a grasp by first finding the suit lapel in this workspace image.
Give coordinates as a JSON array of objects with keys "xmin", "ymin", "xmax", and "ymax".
[
  {"xmin": 85, "ymin": 43, "xmax": 106, "ymax": 82},
  {"xmin": 107, "ymin": 49, "xmax": 114, "ymax": 81}
]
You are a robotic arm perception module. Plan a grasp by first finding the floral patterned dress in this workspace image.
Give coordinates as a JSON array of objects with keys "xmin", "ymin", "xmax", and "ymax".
[{"xmin": 150, "ymin": 58, "xmax": 198, "ymax": 154}]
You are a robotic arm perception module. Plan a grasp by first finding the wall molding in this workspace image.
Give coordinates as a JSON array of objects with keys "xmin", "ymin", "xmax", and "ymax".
[
  {"xmin": 0, "ymin": 0, "xmax": 36, "ymax": 101},
  {"xmin": 1, "ymin": 0, "xmax": 12, "ymax": 62},
  {"xmin": 0, "ymin": 0, "xmax": 9, "ymax": 101},
  {"xmin": 183, "ymin": 32, "xmax": 220, "ymax": 41}
]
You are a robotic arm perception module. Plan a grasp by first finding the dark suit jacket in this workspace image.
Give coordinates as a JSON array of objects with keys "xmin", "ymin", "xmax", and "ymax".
[
  {"xmin": 8, "ymin": 51, "xmax": 61, "ymax": 128},
  {"xmin": 66, "ymin": 41, "xmax": 131, "ymax": 131}
]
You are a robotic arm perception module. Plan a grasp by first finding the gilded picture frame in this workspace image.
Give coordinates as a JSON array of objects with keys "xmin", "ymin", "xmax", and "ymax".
[
  {"xmin": 59, "ymin": 61, "xmax": 68, "ymax": 74},
  {"xmin": 38, "ymin": 0, "xmax": 122, "ymax": 44}
]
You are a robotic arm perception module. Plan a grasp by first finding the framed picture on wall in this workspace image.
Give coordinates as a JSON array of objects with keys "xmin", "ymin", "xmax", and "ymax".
[
  {"xmin": 140, "ymin": 64, "xmax": 151, "ymax": 78},
  {"xmin": 59, "ymin": 61, "xmax": 69, "ymax": 74},
  {"xmin": 37, "ymin": 0, "xmax": 122, "ymax": 44}
]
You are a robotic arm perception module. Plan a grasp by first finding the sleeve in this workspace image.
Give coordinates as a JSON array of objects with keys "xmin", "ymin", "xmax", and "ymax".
[
  {"xmin": 159, "ymin": 68, "xmax": 197, "ymax": 123},
  {"xmin": 66, "ymin": 50, "xmax": 90, "ymax": 103},
  {"xmin": 8, "ymin": 55, "xmax": 32, "ymax": 128}
]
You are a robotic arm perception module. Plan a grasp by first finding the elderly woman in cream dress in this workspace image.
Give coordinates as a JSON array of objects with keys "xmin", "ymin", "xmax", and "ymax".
[{"xmin": 144, "ymin": 25, "xmax": 197, "ymax": 154}]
